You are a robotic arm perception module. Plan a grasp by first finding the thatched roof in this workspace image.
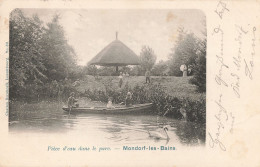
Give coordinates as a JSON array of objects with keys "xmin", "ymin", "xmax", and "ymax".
[{"xmin": 88, "ymin": 38, "xmax": 139, "ymax": 66}]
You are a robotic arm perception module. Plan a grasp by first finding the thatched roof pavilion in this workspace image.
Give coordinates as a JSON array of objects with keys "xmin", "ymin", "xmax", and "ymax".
[{"xmin": 88, "ymin": 32, "xmax": 139, "ymax": 71}]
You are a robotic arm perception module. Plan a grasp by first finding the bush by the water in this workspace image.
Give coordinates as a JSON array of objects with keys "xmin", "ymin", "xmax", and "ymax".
[
  {"xmin": 11, "ymin": 79, "xmax": 79, "ymax": 103},
  {"xmin": 189, "ymin": 54, "xmax": 206, "ymax": 92},
  {"xmin": 83, "ymin": 83, "xmax": 206, "ymax": 124}
]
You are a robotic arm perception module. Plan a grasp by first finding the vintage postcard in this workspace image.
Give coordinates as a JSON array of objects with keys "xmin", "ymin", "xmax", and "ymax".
[{"xmin": 0, "ymin": 0, "xmax": 259, "ymax": 166}]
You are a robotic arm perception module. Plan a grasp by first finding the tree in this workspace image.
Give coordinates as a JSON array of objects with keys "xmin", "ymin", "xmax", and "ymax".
[
  {"xmin": 84, "ymin": 65, "xmax": 98, "ymax": 76},
  {"xmin": 189, "ymin": 52, "xmax": 206, "ymax": 92},
  {"xmin": 139, "ymin": 46, "xmax": 157, "ymax": 74},
  {"xmin": 189, "ymin": 26, "xmax": 207, "ymax": 92},
  {"xmin": 129, "ymin": 65, "xmax": 142, "ymax": 76},
  {"xmin": 9, "ymin": 9, "xmax": 47, "ymax": 99},
  {"xmin": 9, "ymin": 10, "xmax": 78, "ymax": 101},
  {"xmin": 168, "ymin": 28, "xmax": 198, "ymax": 76},
  {"xmin": 41, "ymin": 14, "xmax": 77, "ymax": 81},
  {"xmin": 97, "ymin": 66, "xmax": 115, "ymax": 76},
  {"xmin": 151, "ymin": 60, "xmax": 169, "ymax": 76}
]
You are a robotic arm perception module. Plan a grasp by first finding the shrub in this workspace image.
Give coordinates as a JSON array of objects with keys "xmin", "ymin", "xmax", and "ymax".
[
  {"xmin": 83, "ymin": 83, "xmax": 206, "ymax": 124},
  {"xmin": 189, "ymin": 54, "xmax": 206, "ymax": 92}
]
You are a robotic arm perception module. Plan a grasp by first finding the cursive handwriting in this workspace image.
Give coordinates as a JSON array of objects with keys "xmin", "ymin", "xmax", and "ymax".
[
  {"xmin": 243, "ymin": 27, "xmax": 256, "ymax": 80},
  {"xmin": 215, "ymin": 55, "xmax": 229, "ymax": 87},
  {"xmin": 208, "ymin": 95, "xmax": 229, "ymax": 151},
  {"xmin": 212, "ymin": 26, "xmax": 224, "ymax": 56},
  {"xmin": 244, "ymin": 59, "xmax": 253, "ymax": 80},
  {"xmin": 251, "ymin": 27, "xmax": 256, "ymax": 67},
  {"xmin": 230, "ymin": 73, "xmax": 240, "ymax": 98},
  {"xmin": 215, "ymin": 0, "xmax": 229, "ymax": 19},
  {"xmin": 208, "ymin": 132, "xmax": 226, "ymax": 151},
  {"xmin": 211, "ymin": 26, "xmax": 229, "ymax": 151},
  {"xmin": 215, "ymin": 100, "xmax": 229, "ymax": 121},
  {"xmin": 213, "ymin": 26, "xmax": 229, "ymax": 87},
  {"xmin": 235, "ymin": 25, "xmax": 248, "ymax": 34},
  {"xmin": 233, "ymin": 25, "xmax": 248, "ymax": 71}
]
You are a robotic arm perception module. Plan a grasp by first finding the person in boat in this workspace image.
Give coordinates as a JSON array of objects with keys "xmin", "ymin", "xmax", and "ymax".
[
  {"xmin": 125, "ymin": 92, "xmax": 133, "ymax": 107},
  {"xmin": 107, "ymin": 97, "xmax": 115, "ymax": 109},
  {"xmin": 68, "ymin": 92, "xmax": 78, "ymax": 109}
]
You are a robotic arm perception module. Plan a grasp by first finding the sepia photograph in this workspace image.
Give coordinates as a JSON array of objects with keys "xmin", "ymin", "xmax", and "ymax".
[
  {"xmin": 8, "ymin": 9, "xmax": 206, "ymax": 148},
  {"xmin": 1, "ymin": 0, "xmax": 260, "ymax": 166}
]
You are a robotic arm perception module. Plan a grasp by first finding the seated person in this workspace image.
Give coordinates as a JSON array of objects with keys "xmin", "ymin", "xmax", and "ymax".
[
  {"xmin": 107, "ymin": 97, "xmax": 115, "ymax": 109},
  {"xmin": 67, "ymin": 92, "xmax": 78, "ymax": 108},
  {"xmin": 125, "ymin": 92, "xmax": 133, "ymax": 107}
]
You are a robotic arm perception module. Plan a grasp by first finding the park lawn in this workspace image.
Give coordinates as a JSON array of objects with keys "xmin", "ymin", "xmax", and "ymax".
[{"xmin": 76, "ymin": 75, "xmax": 205, "ymax": 101}]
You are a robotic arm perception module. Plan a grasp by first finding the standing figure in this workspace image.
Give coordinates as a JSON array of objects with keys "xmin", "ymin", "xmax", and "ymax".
[
  {"xmin": 180, "ymin": 64, "xmax": 188, "ymax": 77},
  {"xmin": 118, "ymin": 72, "xmax": 123, "ymax": 88},
  {"xmin": 145, "ymin": 70, "xmax": 151, "ymax": 83}
]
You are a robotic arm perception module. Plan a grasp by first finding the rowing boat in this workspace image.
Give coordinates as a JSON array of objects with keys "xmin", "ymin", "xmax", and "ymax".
[{"xmin": 62, "ymin": 103, "xmax": 153, "ymax": 114}]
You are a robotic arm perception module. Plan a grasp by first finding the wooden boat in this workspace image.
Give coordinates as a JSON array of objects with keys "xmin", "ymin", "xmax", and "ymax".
[{"xmin": 62, "ymin": 103, "xmax": 153, "ymax": 114}]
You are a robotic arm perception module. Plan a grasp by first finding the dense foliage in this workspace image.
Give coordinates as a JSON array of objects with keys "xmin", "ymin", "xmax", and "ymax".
[
  {"xmin": 10, "ymin": 9, "xmax": 206, "ymax": 107},
  {"xmin": 151, "ymin": 60, "xmax": 168, "ymax": 76},
  {"xmin": 167, "ymin": 27, "xmax": 206, "ymax": 92},
  {"xmin": 139, "ymin": 46, "xmax": 157, "ymax": 73},
  {"xmin": 168, "ymin": 30, "xmax": 197, "ymax": 76},
  {"xmin": 83, "ymin": 83, "xmax": 206, "ymax": 124},
  {"xmin": 83, "ymin": 65, "xmax": 145, "ymax": 76},
  {"xmin": 189, "ymin": 30, "xmax": 207, "ymax": 92},
  {"xmin": 9, "ymin": 9, "xmax": 78, "ymax": 101},
  {"xmin": 189, "ymin": 41, "xmax": 206, "ymax": 92}
]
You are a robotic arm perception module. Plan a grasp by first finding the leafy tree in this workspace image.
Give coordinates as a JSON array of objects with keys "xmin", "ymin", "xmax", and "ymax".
[
  {"xmin": 84, "ymin": 65, "xmax": 98, "ymax": 76},
  {"xmin": 9, "ymin": 9, "xmax": 78, "ymax": 101},
  {"xmin": 189, "ymin": 53, "xmax": 206, "ymax": 92},
  {"xmin": 9, "ymin": 9, "xmax": 47, "ymax": 99},
  {"xmin": 68, "ymin": 66, "xmax": 84, "ymax": 81},
  {"xmin": 97, "ymin": 66, "xmax": 115, "ymax": 76},
  {"xmin": 189, "ymin": 33, "xmax": 206, "ymax": 92},
  {"xmin": 139, "ymin": 46, "xmax": 157, "ymax": 74},
  {"xmin": 121, "ymin": 66, "xmax": 131, "ymax": 73},
  {"xmin": 168, "ymin": 28, "xmax": 198, "ymax": 76},
  {"xmin": 151, "ymin": 60, "xmax": 168, "ymax": 76},
  {"xmin": 168, "ymin": 24, "xmax": 207, "ymax": 92},
  {"xmin": 129, "ymin": 65, "xmax": 142, "ymax": 76},
  {"xmin": 41, "ymin": 14, "xmax": 77, "ymax": 81}
]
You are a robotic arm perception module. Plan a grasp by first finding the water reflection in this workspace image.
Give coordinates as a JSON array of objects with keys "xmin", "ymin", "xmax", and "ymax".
[
  {"xmin": 173, "ymin": 121, "xmax": 205, "ymax": 146},
  {"xmin": 9, "ymin": 102, "xmax": 205, "ymax": 147}
]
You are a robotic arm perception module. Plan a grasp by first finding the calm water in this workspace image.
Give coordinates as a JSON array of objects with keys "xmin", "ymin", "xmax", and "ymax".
[{"xmin": 9, "ymin": 101, "xmax": 205, "ymax": 147}]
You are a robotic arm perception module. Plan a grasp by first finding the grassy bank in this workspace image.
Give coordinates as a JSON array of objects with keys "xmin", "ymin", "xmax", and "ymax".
[
  {"xmin": 10, "ymin": 75, "xmax": 206, "ymax": 125},
  {"xmin": 76, "ymin": 75, "xmax": 205, "ymax": 100},
  {"xmin": 75, "ymin": 75, "xmax": 206, "ymax": 124}
]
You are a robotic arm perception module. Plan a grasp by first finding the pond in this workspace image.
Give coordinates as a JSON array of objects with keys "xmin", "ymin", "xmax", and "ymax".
[{"xmin": 9, "ymin": 101, "xmax": 205, "ymax": 148}]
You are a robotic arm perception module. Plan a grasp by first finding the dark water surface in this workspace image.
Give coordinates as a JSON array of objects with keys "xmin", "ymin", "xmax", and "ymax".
[{"xmin": 9, "ymin": 101, "xmax": 205, "ymax": 147}]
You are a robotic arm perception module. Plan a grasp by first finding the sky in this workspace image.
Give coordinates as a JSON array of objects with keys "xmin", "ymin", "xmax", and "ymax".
[{"xmin": 22, "ymin": 9, "xmax": 206, "ymax": 66}]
